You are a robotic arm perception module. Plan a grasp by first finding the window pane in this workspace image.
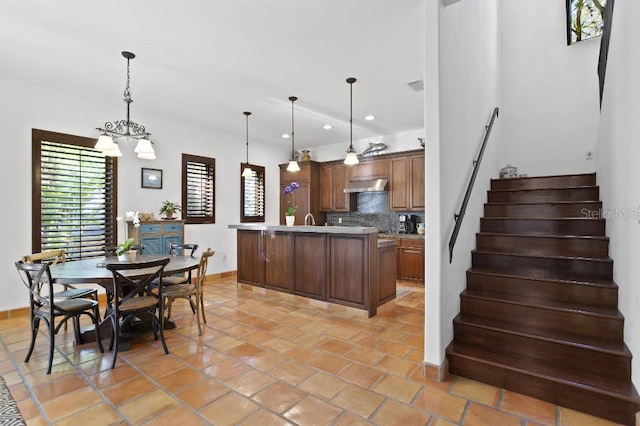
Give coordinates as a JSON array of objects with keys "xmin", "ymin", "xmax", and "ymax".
[
  {"xmin": 182, "ymin": 153, "xmax": 215, "ymax": 224},
  {"xmin": 33, "ymin": 129, "xmax": 117, "ymax": 259},
  {"xmin": 241, "ymin": 163, "xmax": 265, "ymax": 223}
]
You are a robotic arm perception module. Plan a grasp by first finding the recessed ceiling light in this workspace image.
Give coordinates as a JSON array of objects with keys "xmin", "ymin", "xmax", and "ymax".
[
  {"xmin": 323, "ymin": 124, "xmax": 333, "ymax": 130},
  {"xmin": 282, "ymin": 134, "xmax": 290, "ymax": 139},
  {"xmin": 364, "ymin": 115, "xmax": 375, "ymax": 121}
]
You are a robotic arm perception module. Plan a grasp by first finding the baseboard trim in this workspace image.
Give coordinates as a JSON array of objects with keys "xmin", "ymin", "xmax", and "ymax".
[{"xmin": 422, "ymin": 359, "xmax": 449, "ymax": 382}]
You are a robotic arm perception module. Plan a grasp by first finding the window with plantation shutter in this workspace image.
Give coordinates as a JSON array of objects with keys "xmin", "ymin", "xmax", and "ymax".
[
  {"xmin": 240, "ymin": 163, "xmax": 265, "ymax": 223},
  {"xmin": 32, "ymin": 129, "xmax": 117, "ymax": 259},
  {"xmin": 182, "ymin": 153, "xmax": 215, "ymax": 224}
]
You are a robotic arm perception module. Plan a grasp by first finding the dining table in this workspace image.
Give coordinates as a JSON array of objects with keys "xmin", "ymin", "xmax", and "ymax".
[{"xmin": 49, "ymin": 254, "xmax": 201, "ymax": 348}]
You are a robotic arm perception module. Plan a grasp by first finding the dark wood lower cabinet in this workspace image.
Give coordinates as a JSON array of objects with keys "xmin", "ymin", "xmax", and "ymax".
[
  {"xmin": 293, "ymin": 234, "xmax": 327, "ymax": 299},
  {"xmin": 397, "ymin": 238, "xmax": 425, "ymax": 284},
  {"xmin": 237, "ymin": 230, "xmax": 264, "ymax": 287},
  {"xmin": 235, "ymin": 228, "xmax": 394, "ymax": 317},
  {"xmin": 264, "ymin": 232, "xmax": 292, "ymax": 291}
]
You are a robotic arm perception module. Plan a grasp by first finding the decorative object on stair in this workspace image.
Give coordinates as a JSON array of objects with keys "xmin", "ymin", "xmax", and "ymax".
[
  {"xmin": 446, "ymin": 172, "xmax": 640, "ymax": 425},
  {"xmin": 499, "ymin": 164, "xmax": 518, "ymax": 179}
]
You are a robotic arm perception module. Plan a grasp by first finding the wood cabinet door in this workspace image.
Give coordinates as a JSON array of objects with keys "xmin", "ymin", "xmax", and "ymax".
[
  {"xmin": 328, "ymin": 236, "xmax": 366, "ymax": 307},
  {"xmin": 389, "ymin": 157, "xmax": 409, "ymax": 210},
  {"xmin": 265, "ymin": 232, "xmax": 293, "ymax": 291},
  {"xmin": 237, "ymin": 230, "xmax": 264, "ymax": 286},
  {"xmin": 293, "ymin": 234, "xmax": 326, "ymax": 298},
  {"xmin": 410, "ymin": 154, "xmax": 425, "ymax": 210},
  {"xmin": 333, "ymin": 164, "xmax": 350, "ymax": 211},
  {"xmin": 320, "ymin": 165, "xmax": 333, "ymax": 211},
  {"xmin": 349, "ymin": 158, "xmax": 389, "ymax": 181},
  {"xmin": 400, "ymin": 247, "xmax": 425, "ymax": 282}
]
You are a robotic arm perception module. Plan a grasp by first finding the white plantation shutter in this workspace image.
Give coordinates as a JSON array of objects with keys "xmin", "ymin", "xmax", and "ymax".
[
  {"xmin": 241, "ymin": 163, "xmax": 265, "ymax": 223},
  {"xmin": 182, "ymin": 154, "xmax": 215, "ymax": 224}
]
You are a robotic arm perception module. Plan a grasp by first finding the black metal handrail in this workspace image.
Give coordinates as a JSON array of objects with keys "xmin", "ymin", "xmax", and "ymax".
[{"xmin": 448, "ymin": 107, "xmax": 499, "ymax": 263}]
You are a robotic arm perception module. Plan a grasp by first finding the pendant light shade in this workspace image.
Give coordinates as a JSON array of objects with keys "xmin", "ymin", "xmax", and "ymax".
[
  {"xmin": 242, "ymin": 111, "xmax": 254, "ymax": 178},
  {"xmin": 344, "ymin": 77, "xmax": 359, "ymax": 165},
  {"xmin": 286, "ymin": 96, "xmax": 300, "ymax": 172}
]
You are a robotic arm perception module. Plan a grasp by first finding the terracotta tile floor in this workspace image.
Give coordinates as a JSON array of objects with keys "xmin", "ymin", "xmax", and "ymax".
[{"xmin": 0, "ymin": 278, "xmax": 625, "ymax": 425}]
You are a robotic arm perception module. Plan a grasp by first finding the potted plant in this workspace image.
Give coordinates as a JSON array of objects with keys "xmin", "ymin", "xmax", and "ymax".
[
  {"xmin": 116, "ymin": 238, "xmax": 137, "ymax": 261},
  {"xmin": 159, "ymin": 200, "xmax": 182, "ymax": 219},
  {"xmin": 283, "ymin": 182, "xmax": 299, "ymax": 226}
]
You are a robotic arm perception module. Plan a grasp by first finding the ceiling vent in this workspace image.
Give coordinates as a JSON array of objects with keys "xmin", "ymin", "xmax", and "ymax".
[{"xmin": 407, "ymin": 79, "xmax": 424, "ymax": 92}]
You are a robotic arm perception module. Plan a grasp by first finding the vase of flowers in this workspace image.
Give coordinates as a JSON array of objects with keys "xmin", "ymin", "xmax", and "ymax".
[
  {"xmin": 283, "ymin": 181, "xmax": 299, "ymax": 226},
  {"xmin": 116, "ymin": 238, "xmax": 137, "ymax": 261}
]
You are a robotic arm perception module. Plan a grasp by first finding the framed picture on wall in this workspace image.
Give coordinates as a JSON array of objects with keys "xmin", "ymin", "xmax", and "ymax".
[
  {"xmin": 141, "ymin": 168, "xmax": 163, "ymax": 189},
  {"xmin": 566, "ymin": 0, "xmax": 608, "ymax": 45}
]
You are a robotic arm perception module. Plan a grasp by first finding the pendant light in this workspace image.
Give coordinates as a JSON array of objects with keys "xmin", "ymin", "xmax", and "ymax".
[
  {"xmin": 344, "ymin": 77, "xmax": 359, "ymax": 165},
  {"xmin": 241, "ymin": 111, "xmax": 254, "ymax": 178},
  {"xmin": 95, "ymin": 51, "xmax": 156, "ymax": 160},
  {"xmin": 286, "ymin": 96, "xmax": 300, "ymax": 172}
]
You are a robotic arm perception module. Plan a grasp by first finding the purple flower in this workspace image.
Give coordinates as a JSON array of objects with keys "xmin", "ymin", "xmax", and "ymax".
[
  {"xmin": 283, "ymin": 181, "xmax": 299, "ymax": 195},
  {"xmin": 284, "ymin": 182, "xmax": 299, "ymax": 216}
]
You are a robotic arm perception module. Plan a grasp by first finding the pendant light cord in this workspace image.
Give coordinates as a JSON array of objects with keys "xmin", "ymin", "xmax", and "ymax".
[
  {"xmin": 289, "ymin": 96, "xmax": 297, "ymax": 160},
  {"xmin": 244, "ymin": 111, "xmax": 251, "ymax": 164}
]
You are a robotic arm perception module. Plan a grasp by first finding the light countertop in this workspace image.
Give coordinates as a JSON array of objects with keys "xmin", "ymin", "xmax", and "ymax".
[{"xmin": 228, "ymin": 224, "xmax": 378, "ymax": 235}]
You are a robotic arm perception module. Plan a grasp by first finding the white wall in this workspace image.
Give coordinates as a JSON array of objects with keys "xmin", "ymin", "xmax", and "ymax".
[
  {"xmin": 304, "ymin": 129, "xmax": 424, "ymax": 163},
  {"xmin": 499, "ymin": 0, "xmax": 600, "ymax": 177},
  {"xmin": 595, "ymin": 1, "xmax": 640, "ymax": 386},
  {"xmin": 423, "ymin": 0, "xmax": 501, "ymax": 367},
  {"xmin": 0, "ymin": 76, "xmax": 286, "ymax": 312}
]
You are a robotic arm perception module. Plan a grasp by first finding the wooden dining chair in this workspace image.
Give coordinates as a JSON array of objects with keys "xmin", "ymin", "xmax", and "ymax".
[
  {"xmin": 105, "ymin": 257, "xmax": 171, "ymax": 369},
  {"xmin": 15, "ymin": 261, "xmax": 104, "ymax": 374},
  {"xmin": 23, "ymin": 249, "xmax": 100, "ymax": 342},
  {"xmin": 151, "ymin": 243, "xmax": 199, "ymax": 311},
  {"xmin": 160, "ymin": 248, "xmax": 214, "ymax": 336}
]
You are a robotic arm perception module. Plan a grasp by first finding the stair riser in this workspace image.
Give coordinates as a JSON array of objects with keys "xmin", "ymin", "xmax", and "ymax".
[
  {"xmin": 485, "ymin": 202, "xmax": 602, "ymax": 218},
  {"xmin": 490, "ymin": 174, "xmax": 597, "ymax": 190},
  {"xmin": 454, "ymin": 321, "xmax": 631, "ymax": 381},
  {"xmin": 460, "ymin": 296, "xmax": 623, "ymax": 341},
  {"xmin": 466, "ymin": 272, "xmax": 618, "ymax": 308},
  {"xmin": 447, "ymin": 353, "xmax": 637, "ymax": 425},
  {"xmin": 476, "ymin": 234, "xmax": 609, "ymax": 258},
  {"xmin": 487, "ymin": 187, "xmax": 599, "ymax": 203},
  {"xmin": 480, "ymin": 218, "xmax": 606, "ymax": 236},
  {"xmin": 472, "ymin": 252, "xmax": 613, "ymax": 281}
]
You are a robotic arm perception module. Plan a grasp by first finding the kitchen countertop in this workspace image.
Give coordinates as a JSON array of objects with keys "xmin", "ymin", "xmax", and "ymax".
[
  {"xmin": 229, "ymin": 224, "xmax": 378, "ymax": 234},
  {"xmin": 380, "ymin": 232, "xmax": 425, "ymax": 240}
]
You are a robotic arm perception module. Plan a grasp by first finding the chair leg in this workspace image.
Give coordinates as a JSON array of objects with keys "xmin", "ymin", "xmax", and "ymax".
[
  {"xmin": 25, "ymin": 317, "xmax": 39, "ymax": 363},
  {"xmin": 110, "ymin": 315, "xmax": 118, "ymax": 369},
  {"xmin": 93, "ymin": 308, "xmax": 104, "ymax": 353},
  {"xmin": 200, "ymin": 293, "xmax": 207, "ymax": 324},
  {"xmin": 195, "ymin": 293, "xmax": 202, "ymax": 336},
  {"xmin": 158, "ymin": 303, "xmax": 169, "ymax": 355},
  {"xmin": 47, "ymin": 319, "xmax": 55, "ymax": 374},
  {"xmin": 188, "ymin": 296, "xmax": 196, "ymax": 314}
]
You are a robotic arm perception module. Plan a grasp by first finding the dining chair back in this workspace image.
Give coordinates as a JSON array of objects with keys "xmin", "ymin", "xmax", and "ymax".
[
  {"xmin": 158, "ymin": 243, "xmax": 200, "ymax": 289},
  {"xmin": 14, "ymin": 261, "xmax": 104, "ymax": 374},
  {"xmin": 161, "ymin": 248, "xmax": 214, "ymax": 336},
  {"xmin": 105, "ymin": 257, "xmax": 171, "ymax": 369},
  {"xmin": 169, "ymin": 243, "xmax": 199, "ymax": 257}
]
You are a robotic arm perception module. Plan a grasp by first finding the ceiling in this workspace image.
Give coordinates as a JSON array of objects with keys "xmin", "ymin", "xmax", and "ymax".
[{"xmin": 0, "ymin": 0, "xmax": 425, "ymax": 150}]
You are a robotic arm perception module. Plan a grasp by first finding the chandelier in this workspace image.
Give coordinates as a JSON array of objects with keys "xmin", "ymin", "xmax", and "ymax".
[{"xmin": 95, "ymin": 51, "xmax": 156, "ymax": 159}]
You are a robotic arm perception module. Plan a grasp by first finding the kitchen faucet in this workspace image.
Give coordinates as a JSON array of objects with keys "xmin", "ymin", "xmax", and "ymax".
[{"xmin": 304, "ymin": 213, "xmax": 316, "ymax": 226}]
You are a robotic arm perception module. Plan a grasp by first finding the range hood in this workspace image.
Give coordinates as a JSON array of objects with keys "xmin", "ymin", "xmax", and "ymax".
[{"xmin": 344, "ymin": 178, "xmax": 388, "ymax": 193}]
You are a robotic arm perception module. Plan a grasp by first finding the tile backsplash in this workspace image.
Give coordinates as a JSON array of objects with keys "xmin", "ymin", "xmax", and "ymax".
[{"xmin": 325, "ymin": 192, "xmax": 424, "ymax": 233}]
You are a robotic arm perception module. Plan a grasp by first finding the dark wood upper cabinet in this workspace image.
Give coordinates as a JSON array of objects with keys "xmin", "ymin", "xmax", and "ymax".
[
  {"xmin": 349, "ymin": 158, "xmax": 390, "ymax": 181},
  {"xmin": 279, "ymin": 162, "xmax": 325, "ymax": 225},
  {"xmin": 389, "ymin": 152, "xmax": 424, "ymax": 211}
]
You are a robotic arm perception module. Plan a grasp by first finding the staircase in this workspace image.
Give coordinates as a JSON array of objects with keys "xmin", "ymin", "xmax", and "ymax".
[{"xmin": 446, "ymin": 173, "xmax": 640, "ymax": 425}]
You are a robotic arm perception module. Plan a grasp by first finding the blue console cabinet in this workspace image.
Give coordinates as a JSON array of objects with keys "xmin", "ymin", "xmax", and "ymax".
[{"xmin": 128, "ymin": 220, "xmax": 185, "ymax": 254}]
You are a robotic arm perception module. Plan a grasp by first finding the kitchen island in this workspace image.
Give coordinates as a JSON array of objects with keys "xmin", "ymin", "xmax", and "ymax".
[{"xmin": 229, "ymin": 224, "xmax": 396, "ymax": 317}]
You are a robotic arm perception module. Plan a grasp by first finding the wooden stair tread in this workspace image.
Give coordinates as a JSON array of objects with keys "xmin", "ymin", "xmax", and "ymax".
[
  {"xmin": 467, "ymin": 267, "xmax": 617, "ymax": 288},
  {"xmin": 455, "ymin": 314, "xmax": 630, "ymax": 356},
  {"xmin": 477, "ymin": 232, "xmax": 609, "ymax": 241},
  {"xmin": 485, "ymin": 201, "xmax": 600, "ymax": 206},
  {"xmin": 462, "ymin": 289, "xmax": 623, "ymax": 320},
  {"xmin": 472, "ymin": 249, "xmax": 612, "ymax": 263},
  {"xmin": 446, "ymin": 341, "xmax": 640, "ymax": 400},
  {"xmin": 489, "ymin": 185, "xmax": 598, "ymax": 192}
]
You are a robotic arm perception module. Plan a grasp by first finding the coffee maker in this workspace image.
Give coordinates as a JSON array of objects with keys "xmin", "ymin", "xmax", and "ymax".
[{"xmin": 398, "ymin": 214, "xmax": 417, "ymax": 234}]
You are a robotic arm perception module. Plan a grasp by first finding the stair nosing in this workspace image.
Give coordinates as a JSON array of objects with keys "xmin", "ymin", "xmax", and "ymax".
[
  {"xmin": 485, "ymin": 201, "xmax": 601, "ymax": 206},
  {"xmin": 490, "ymin": 173, "xmax": 596, "ymax": 181},
  {"xmin": 481, "ymin": 217, "xmax": 605, "ymax": 221}
]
